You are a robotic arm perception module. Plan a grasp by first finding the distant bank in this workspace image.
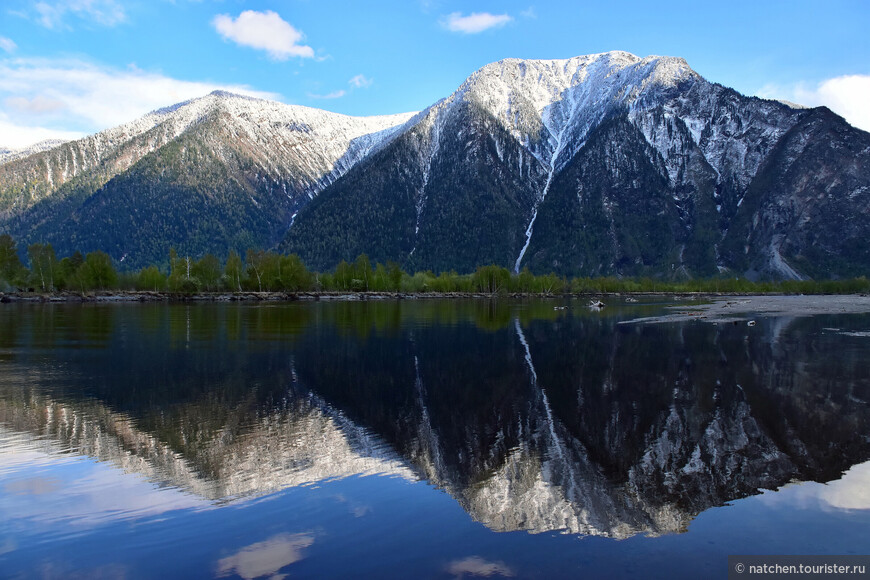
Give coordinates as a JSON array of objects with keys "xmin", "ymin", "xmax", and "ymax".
[{"xmin": 2, "ymin": 290, "xmax": 868, "ymax": 304}]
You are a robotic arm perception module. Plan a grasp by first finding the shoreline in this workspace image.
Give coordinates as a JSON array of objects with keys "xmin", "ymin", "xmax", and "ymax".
[
  {"xmin": 620, "ymin": 294, "xmax": 870, "ymax": 324},
  {"xmin": 1, "ymin": 290, "xmax": 867, "ymax": 304}
]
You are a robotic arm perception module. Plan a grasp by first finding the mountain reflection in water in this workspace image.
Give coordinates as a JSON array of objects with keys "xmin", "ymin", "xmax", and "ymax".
[{"xmin": 0, "ymin": 300, "xmax": 868, "ymax": 541}]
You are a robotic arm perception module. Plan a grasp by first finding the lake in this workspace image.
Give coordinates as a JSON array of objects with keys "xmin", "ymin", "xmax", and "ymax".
[{"xmin": 1, "ymin": 298, "xmax": 869, "ymax": 579}]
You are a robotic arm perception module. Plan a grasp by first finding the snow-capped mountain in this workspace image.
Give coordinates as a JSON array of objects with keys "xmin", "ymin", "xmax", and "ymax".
[
  {"xmin": 0, "ymin": 91, "xmax": 413, "ymax": 267},
  {"xmin": 284, "ymin": 51, "xmax": 870, "ymax": 279},
  {"xmin": 2, "ymin": 51, "xmax": 869, "ymax": 278},
  {"xmin": 0, "ymin": 139, "xmax": 70, "ymax": 164}
]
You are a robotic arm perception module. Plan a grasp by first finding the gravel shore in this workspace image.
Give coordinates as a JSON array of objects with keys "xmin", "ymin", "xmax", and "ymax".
[{"xmin": 622, "ymin": 294, "xmax": 870, "ymax": 324}]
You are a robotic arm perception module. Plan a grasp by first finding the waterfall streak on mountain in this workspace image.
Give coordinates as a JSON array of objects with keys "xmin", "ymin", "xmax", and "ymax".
[{"xmin": 514, "ymin": 93, "xmax": 580, "ymax": 272}]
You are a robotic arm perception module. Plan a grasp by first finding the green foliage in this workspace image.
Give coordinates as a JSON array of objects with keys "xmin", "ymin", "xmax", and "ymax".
[
  {"xmin": 387, "ymin": 261, "xmax": 403, "ymax": 292},
  {"xmin": 402, "ymin": 271, "xmax": 430, "ymax": 293},
  {"xmin": 27, "ymin": 242, "xmax": 59, "ymax": 292},
  {"xmin": 353, "ymin": 254, "xmax": 372, "ymax": 292},
  {"xmin": 167, "ymin": 248, "xmax": 188, "ymax": 291},
  {"xmin": 224, "ymin": 250, "xmax": 244, "ymax": 292},
  {"xmin": 192, "ymin": 254, "xmax": 222, "ymax": 291},
  {"xmin": 332, "ymin": 260, "xmax": 354, "ymax": 291},
  {"xmin": 0, "ymin": 233, "xmax": 25, "ymax": 289},
  {"xmin": 472, "ymin": 265, "xmax": 511, "ymax": 294},
  {"xmin": 240, "ymin": 249, "xmax": 313, "ymax": 292},
  {"xmin": 81, "ymin": 251, "xmax": 118, "ymax": 290},
  {"xmin": 244, "ymin": 249, "xmax": 266, "ymax": 291},
  {"xmin": 0, "ymin": 234, "xmax": 869, "ymax": 297},
  {"xmin": 5, "ymin": 122, "xmax": 300, "ymax": 271},
  {"xmin": 137, "ymin": 265, "xmax": 167, "ymax": 291},
  {"xmin": 59, "ymin": 251, "xmax": 86, "ymax": 293},
  {"xmin": 176, "ymin": 278, "xmax": 200, "ymax": 295},
  {"xmin": 276, "ymin": 253, "xmax": 312, "ymax": 292}
]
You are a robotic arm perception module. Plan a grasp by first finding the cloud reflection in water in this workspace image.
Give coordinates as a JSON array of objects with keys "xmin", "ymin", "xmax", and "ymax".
[
  {"xmin": 446, "ymin": 556, "xmax": 516, "ymax": 578},
  {"xmin": 216, "ymin": 533, "xmax": 315, "ymax": 580}
]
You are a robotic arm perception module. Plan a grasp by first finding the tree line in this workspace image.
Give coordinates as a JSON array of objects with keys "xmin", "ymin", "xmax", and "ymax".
[{"xmin": 1, "ymin": 234, "xmax": 869, "ymax": 295}]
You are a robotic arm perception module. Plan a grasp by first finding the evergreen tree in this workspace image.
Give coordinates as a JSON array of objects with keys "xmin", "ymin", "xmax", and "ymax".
[
  {"xmin": 0, "ymin": 234, "xmax": 24, "ymax": 286},
  {"xmin": 59, "ymin": 252, "xmax": 86, "ymax": 293}
]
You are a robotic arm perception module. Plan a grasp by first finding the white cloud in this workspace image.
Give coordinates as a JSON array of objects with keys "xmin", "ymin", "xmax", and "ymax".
[
  {"xmin": 441, "ymin": 12, "xmax": 512, "ymax": 34},
  {"xmin": 349, "ymin": 74, "xmax": 373, "ymax": 89},
  {"xmin": 0, "ymin": 58, "xmax": 279, "ymax": 148},
  {"xmin": 0, "ymin": 442, "xmax": 208, "ymax": 528},
  {"xmin": 817, "ymin": 461, "xmax": 870, "ymax": 510},
  {"xmin": 212, "ymin": 10, "xmax": 314, "ymax": 60},
  {"xmin": 216, "ymin": 533, "xmax": 314, "ymax": 580},
  {"xmin": 0, "ymin": 37, "xmax": 16, "ymax": 54},
  {"xmin": 758, "ymin": 460, "xmax": 870, "ymax": 512},
  {"xmin": 307, "ymin": 90, "xmax": 346, "ymax": 100},
  {"xmin": 758, "ymin": 75, "xmax": 870, "ymax": 132},
  {"xmin": 0, "ymin": 116, "xmax": 83, "ymax": 149},
  {"xmin": 5, "ymin": 95, "xmax": 67, "ymax": 114},
  {"xmin": 32, "ymin": 0, "xmax": 126, "ymax": 29},
  {"xmin": 446, "ymin": 556, "xmax": 515, "ymax": 577}
]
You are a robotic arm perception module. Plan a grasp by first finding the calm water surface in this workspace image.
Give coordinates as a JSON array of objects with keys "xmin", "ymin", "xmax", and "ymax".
[{"xmin": 0, "ymin": 298, "xmax": 869, "ymax": 579}]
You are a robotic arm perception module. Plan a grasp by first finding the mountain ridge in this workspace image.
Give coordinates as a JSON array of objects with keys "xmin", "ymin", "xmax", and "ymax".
[
  {"xmin": 282, "ymin": 52, "xmax": 869, "ymax": 280},
  {"xmin": 0, "ymin": 90, "xmax": 416, "ymax": 267},
  {"xmin": 2, "ymin": 51, "xmax": 869, "ymax": 278}
]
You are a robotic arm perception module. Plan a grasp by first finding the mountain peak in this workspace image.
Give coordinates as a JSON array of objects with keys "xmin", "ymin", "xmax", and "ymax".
[
  {"xmin": 5, "ymin": 51, "xmax": 868, "ymax": 280},
  {"xmin": 207, "ymin": 89, "xmax": 255, "ymax": 100},
  {"xmin": 460, "ymin": 52, "xmax": 698, "ymax": 105}
]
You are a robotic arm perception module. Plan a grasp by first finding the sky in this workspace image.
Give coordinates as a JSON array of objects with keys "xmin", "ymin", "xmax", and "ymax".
[{"xmin": 0, "ymin": 0, "xmax": 868, "ymax": 148}]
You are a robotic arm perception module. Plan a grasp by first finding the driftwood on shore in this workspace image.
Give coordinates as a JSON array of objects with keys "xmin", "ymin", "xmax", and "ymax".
[
  {"xmin": 0, "ymin": 290, "xmax": 582, "ymax": 303},
  {"xmin": 2, "ymin": 290, "xmax": 862, "ymax": 305}
]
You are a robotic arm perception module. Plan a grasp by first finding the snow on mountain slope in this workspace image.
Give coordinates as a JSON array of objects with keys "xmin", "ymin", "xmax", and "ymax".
[
  {"xmin": 0, "ymin": 91, "xmax": 415, "ymax": 214},
  {"xmin": 191, "ymin": 91, "xmax": 415, "ymax": 197},
  {"xmin": 453, "ymin": 52, "xmax": 698, "ymax": 166},
  {"xmin": 425, "ymin": 51, "xmax": 703, "ymax": 271},
  {"xmin": 437, "ymin": 52, "xmax": 813, "ymax": 276},
  {"xmin": 0, "ymin": 387, "xmax": 416, "ymax": 505},
  {"xmin": 418, "ymin": 50, "xmax": 791, "ymax": 206},
  {"xmin": 6, "ymin": 51, "xmax": 865, "ymax": 279},
  {"xmin": 0, "ymin": 139, "xmax": 70, "ymax": 165}
]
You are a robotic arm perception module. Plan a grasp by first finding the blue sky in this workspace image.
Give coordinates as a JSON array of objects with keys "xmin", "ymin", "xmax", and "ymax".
[{"xmin": 1, "ymin": 0, "xmax": 868, "ymax": 148}]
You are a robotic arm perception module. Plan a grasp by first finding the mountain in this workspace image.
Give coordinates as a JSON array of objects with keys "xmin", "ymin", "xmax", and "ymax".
[
  {"xmin": 282, "ymin": 52, "xmax": 870, "ymax": 279},
  {"xmin": 0, "ymin": 139, "xmax": 70, "ymax": 164},
  {"xmin": 0, "ymin": 91, "xmax": 413, "ymax": 268},
  {"xmin": 2, "ymin": 52, "xmax": 869, "ymax": 278}
]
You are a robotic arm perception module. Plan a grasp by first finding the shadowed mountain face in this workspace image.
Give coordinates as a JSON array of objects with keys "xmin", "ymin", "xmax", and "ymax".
[
  {"xmin": 3, "ymin": 53, "xmax": 869, "ymax": 278},
  {"xmin": 0, "ymin": 93, "xmax": 413, "ymax": 269},
  {"xmin": 282, "ymin": 53, "xmax": 870, "ymax": 279},
  {"xmin": 1, "ymin": 301, "xmax": 869, "ymax": 538}
]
